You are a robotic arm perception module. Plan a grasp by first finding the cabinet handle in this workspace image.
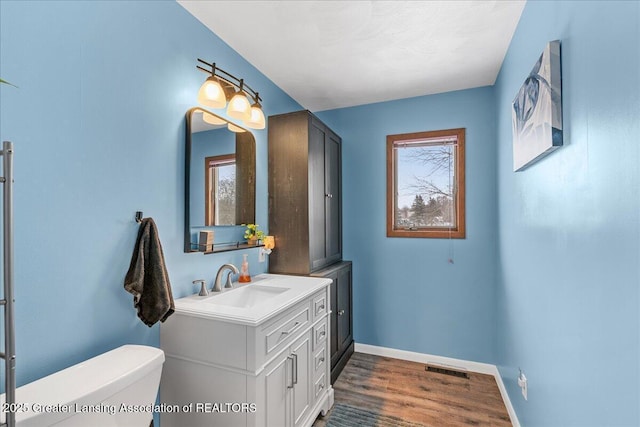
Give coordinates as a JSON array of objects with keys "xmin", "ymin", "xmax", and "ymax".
[
  {"xmin": 316, "ymin": 303, "xmax": 325, "ymax": 313},
  {"xmin": 325, "ymin": 193, "xmax": 333, "ymax": 198},
  {"xmin": 292, "ymin": 353, "xmax": 298, "ymax": 385},
  {"xmin": 287, "ymin": 356, "xmax": 294, "ymax": 389},
  {"xmin": 316, "ymin": 356, "xmax": 325, "ymax": 369},
  {"xmin": 338, "ymin": 309, "xmax": 345, "ymax": 316},
  {"xmin": 281, "ymin": 321, "xmax": 300, "ymax": 336},
  {"xmin": 318, "ymin": 330, "xmax": 326, "ymax": 340}
]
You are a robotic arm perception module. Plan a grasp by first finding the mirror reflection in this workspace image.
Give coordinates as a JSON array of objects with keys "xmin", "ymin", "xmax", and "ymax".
[{"xmin": 185, "ymin": 107, "xmax": 256, "ymax": 252}]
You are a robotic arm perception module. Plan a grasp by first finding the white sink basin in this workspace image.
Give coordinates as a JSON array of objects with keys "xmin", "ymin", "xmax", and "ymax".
[
  {"xmin": 173, "ymin": 274, "xmax": 332, "ymax": 325},
  {"xmin": 205, "ymin": 284, "xmax": 289, "ymax": 308}
]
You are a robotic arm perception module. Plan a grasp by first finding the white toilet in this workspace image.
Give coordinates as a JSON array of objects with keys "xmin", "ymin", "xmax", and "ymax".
[{"xmin": 0, "ymin": 344, "xmax": 165, "ymax": 426}]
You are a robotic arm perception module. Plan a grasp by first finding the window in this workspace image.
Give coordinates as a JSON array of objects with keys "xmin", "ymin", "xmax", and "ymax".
[
  {"xmin": 387, "ymin": 128, "xmax": 465, "ymax": 238},
  {"xmin": 205, "ymin": 154, "xmax": 236, "ymax": 226}
]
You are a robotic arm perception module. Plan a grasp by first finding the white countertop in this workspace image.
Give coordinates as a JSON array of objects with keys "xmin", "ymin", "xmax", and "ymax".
[{"xmin": 173, "ymin": 273, "xmax": 331, "ymax": 326}]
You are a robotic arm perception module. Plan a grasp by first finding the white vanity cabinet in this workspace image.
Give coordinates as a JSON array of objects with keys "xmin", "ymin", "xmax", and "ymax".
[{"xmin": 160, "ymin": 274, "xmax": 333, "ymax": 427}]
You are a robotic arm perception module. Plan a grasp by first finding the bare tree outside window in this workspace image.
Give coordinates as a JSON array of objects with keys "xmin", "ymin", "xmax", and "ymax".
[{"xmin": 387, "ymin": 129, "xmax": 465, "ymax": 238}]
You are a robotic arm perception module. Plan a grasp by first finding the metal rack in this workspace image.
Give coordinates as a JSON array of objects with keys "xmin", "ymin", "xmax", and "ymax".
[{"xmin": 1, "ymin": 141, "xmax": 15, "ymax": 427}]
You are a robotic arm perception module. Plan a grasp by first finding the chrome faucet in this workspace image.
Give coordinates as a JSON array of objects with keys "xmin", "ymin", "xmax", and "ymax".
[{"xmin": 213, "ymin": 264, "xmax": 239, "ymax": 292}]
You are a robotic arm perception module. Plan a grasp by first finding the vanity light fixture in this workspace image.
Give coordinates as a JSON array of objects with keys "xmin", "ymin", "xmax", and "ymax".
[
  {"xmin": 197, "ymin": 63, "xmax": 226, "ymax": 109},
  {"xmin": 197, "ymin": 58, "xmax": 265, "ymax": 130},
  {"xmin": 245, "ymin": 98, "xmax": 266, "ymax": 130},
  {"xmin": 227, "ymin": 80, "xmax": 252, "ymax": 121}
]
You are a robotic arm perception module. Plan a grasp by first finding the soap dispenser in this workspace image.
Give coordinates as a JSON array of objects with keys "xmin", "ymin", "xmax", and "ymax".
[{"xmin": 239, "ymin": 254, "xmax": 251, "ymax": 283}]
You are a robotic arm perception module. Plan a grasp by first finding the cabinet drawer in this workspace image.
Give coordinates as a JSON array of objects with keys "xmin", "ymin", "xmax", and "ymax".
[
  {"xmin": 264, "ymin": 304, "xmax": 310, "ymax": 357},
  {"xmin": 314, "ymin": 373, "xmax": 327, "ymax": 400},
  {"xmin": 313, "ymin": 319, "xmax": 328, "ymax": 350},
  {"xmin": 312, "ymin": 291, "xmax": 327, "ymax": 322},
  {"xmin": 313, "ymin": 345, "xmax": 327, "ymax": 378}
]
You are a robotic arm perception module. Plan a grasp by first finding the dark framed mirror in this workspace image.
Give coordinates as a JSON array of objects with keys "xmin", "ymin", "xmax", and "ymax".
[{"xmin": 184, "ymin": 107, "xmax": 256, "ymax": 253}]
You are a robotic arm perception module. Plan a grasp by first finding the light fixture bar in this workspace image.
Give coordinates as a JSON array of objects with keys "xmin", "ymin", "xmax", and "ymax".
[{"xmin": 197, "ymin": 58, "xmax": 262, "ymax": 104}]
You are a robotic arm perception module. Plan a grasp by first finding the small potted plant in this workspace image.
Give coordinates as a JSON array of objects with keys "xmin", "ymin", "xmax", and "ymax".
[{"xmin": 243, "ymin": 224, "xmax": 265, "ymax": 246}]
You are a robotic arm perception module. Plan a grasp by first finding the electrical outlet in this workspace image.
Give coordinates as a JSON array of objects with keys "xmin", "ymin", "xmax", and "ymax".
[{"xmin": 518, "ymin": 370, "xmax": 528, "ymax": 400}]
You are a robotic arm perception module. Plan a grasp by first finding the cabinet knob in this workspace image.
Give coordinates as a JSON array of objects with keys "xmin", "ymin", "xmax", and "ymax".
[
  {"xmin": 325, "ymin": 193, "xmax": 333, "ymax": 198},
  {"xmin": 338, "ymin": 309, "xmax": 345, "ymax": 316}
]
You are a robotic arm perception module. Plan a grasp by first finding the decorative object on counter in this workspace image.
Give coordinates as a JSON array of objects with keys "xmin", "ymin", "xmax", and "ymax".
[
  {"xmin": 512, "ymin": 40, "xmax": 562, "ymax": 171},
  {"xmin": 196, "ymin": 58, "xmax": 265, "ymax": 130},
  {"xmin": 124, "ymin": 217, "xmax": 174, "ymax": 327},
  {"xmin": 243, "ymin": 223, "xmax": 265, "ymax": 245},
  {"xmin": 198, "ymin": 230, "xmax": 214, "ymax": 252},
  {"xmin": 239, "ymin": 253, "xmax": 251, "ymax": 283}
]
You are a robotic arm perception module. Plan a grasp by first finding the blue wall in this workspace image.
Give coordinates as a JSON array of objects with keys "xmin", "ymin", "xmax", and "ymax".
[
  {"xmin": 0, "ymin": 0, "xmax": 300, "ymax": 389},
  {"xmin": 317, "ymin": 87, "xmax": 498, "ymax": 363},
  {"xmin": 494, "ymin": 1, "xmax": 640, "ymax": 426}
]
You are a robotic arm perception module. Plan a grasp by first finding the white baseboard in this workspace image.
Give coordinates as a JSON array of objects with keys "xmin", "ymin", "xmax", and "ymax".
[
  {"xmin": 354, "ymin": 343, "xmax": 520, "ymax": 427},
  {"xmin": 492, "ymin": 366, "xmax": 520, "ymax": 427}
]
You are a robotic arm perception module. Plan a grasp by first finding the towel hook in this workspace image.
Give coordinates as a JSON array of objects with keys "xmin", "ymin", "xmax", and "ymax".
[{"xmin": 135, "ymin": 211, "xmax": 143, "ymax": 223}]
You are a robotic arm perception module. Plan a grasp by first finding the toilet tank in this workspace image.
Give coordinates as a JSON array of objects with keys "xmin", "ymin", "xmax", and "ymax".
[{"xmin": 0, "ymin": 344, "xmax": 164, "ymax": 427}]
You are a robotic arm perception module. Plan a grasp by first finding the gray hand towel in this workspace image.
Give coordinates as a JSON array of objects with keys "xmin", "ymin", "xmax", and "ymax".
[{"xmin": 124, "ymin": 217, "xmax": 175, "ymax": 327}]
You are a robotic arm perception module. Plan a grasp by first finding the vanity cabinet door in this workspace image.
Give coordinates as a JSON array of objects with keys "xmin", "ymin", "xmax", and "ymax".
[
  {"xmin": 264, "ymin": 330, "xmax": 312, "ymax": 427},
  {"xmin": 328, "ymin": 271, "xmax": 339, "ymax": 367},
  {"xmin": 264, "ymin": 352, "xmax": 290, "ymax": 427},
  {"xmin": 308, "ymin": 121, "xmax": 327, "ymax": 271},
  {"xmin": 309, "ymin": 118, "xmax": 342, "ymax": 271},
  {"xmin": 324, "ymin": 130, "xmax": 342, "ymax": 265},
  {"xmin": 336, "ymin": 265, "xmax": 353, "ymax": 355}
]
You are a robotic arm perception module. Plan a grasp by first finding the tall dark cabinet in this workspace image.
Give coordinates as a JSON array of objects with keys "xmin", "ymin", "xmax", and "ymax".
[
  {"xmin": 268, "ymin": 110, "xmax": 341, "ymax": 274},
  {"xmin": 268, "ymin": 110, "xmax": 354, "ymax": 383}
]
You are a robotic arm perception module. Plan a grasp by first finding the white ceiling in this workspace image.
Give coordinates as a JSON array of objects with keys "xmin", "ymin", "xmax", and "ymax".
[{"xmin": 178, "ymin": 1, "xmax": 526, "ymax": 112}]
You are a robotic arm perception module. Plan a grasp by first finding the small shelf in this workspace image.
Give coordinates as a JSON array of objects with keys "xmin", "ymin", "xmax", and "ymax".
[{"xmin": 190, "ymin": 241, "xmax": 264, "ymax": 254}]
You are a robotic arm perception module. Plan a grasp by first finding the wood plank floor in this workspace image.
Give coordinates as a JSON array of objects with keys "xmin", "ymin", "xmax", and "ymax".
[{"xmin": 313, "ymin": 353, "xmax": 512, "ymax": 427}]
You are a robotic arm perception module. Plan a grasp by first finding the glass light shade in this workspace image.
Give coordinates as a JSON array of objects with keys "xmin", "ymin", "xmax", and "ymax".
[
  {"xmin": 227, "ymin": 92, "xmax": 251, "ymax": 121},
  {"xmin": 263, "ymin": 236, "xmax": 275, "ymax": 250},
  {"xmin": 202, "ymin": 112, "xmax": 227, "ymax": 126},
  {"xmin": 244, "ymin": 104, "xmax": 266, "ymax": 129},
  {"xmin": 227, "ymin": 122, "xmax": 246, "ymax": 133},
  {"xmin": 197, "ymin": 77, "xmax": 226, "ymax": 108}
]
